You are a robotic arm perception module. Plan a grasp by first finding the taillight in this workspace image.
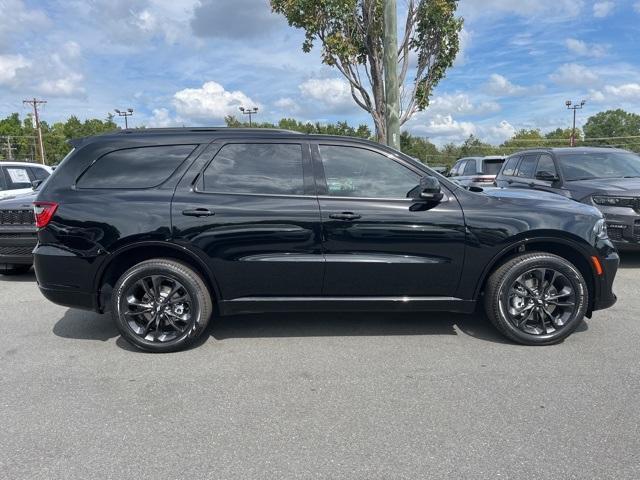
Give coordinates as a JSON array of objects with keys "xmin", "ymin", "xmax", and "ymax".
[{"xmin": 33, "ymin": 202, "xmax": 58, "ymax": 228}]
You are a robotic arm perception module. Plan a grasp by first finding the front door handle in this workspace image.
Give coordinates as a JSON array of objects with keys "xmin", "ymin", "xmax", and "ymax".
[
  {"xmin": 182, "ymin": 208, "xmax": 215, "ymax": 217},
  {"xmin": 329, "ymin": 212, "xmax": 361, "ymax": 221}
]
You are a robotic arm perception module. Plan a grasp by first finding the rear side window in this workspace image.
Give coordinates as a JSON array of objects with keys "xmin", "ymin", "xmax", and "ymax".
[
  {"xmin": 2, "ymin": 166, "xmax": 32, "ymax": 189},
  {"xmin": 463, "ymin": 160, "xmax": 477, "ymax": 175},
  {"xmin": 77, "ymin": 145, "xmax": 196, "ymax": 189},
  {"xmin": 516, "ymin": 155, "xmax": 539, "ymax": 178},
  {"xmin": 482, "ymin": 159, "xmax": 504, "ymax": 175},
  {"xmin": 501, "ymin": 157, "xmax": 519, "ymax": 176},
  {"xmin": 201, "ymin": 143, "xmax": 304, "ymax": 195}
]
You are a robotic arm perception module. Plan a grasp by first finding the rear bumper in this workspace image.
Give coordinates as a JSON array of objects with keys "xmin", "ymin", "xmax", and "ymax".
[{"xmin": 33, "ymin": 244, "xmax": 100, "ymax": 311}]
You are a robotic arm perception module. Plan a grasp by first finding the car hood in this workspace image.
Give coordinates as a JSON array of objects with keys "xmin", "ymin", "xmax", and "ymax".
[
  {"xmin": 0, "ymin": 190, "xmax": 37, "ymax": 209},
  {"xmin": 566, "ymin": 177, "xmax": 640, "ymax": 196},
  {"xmin": 480, "ymin": 187, "xmax": 601, "ymax": 215}
]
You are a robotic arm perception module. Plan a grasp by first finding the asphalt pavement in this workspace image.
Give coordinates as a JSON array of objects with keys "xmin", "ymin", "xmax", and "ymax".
[{"xmin": 1, "ymin": 253, "xmax": 639, "ymax": 479}]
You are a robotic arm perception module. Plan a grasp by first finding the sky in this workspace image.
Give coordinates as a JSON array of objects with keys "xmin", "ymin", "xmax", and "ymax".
[{"xmin": 0, "ymin": 0, "xmax": 639, "ymax": 146}]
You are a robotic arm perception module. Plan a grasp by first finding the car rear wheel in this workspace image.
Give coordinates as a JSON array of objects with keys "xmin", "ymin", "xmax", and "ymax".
[
  {"xmin": 0, "ymin": 264, "xmax": 32, "ymax": 275},
  {"xmin": 484, "ymin": 252, "xmax": 589, "ymax": 345},
  {"xmin": 112, "ymin": 259, "xmax": 212, "ymax": 353}
]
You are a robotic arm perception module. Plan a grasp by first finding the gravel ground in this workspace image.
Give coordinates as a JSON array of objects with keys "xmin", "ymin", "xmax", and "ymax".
[{"xmin": 1, "ymin": 253, "xmax": 639, "ymax": 479}]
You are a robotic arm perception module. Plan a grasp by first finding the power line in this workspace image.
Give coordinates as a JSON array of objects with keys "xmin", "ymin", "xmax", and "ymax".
[{"xmin": 22, "ymin": 97, "xmax": 47, "ymax": 164}]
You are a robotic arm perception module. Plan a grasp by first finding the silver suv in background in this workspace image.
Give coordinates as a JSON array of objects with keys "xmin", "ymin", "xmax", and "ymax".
[{"xmin": 448, "ymin": 155, "xmax": 505, "ymax": 188}]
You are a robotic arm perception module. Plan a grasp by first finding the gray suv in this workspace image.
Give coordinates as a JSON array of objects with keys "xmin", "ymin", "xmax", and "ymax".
[
  {"xmin": 495, "ymin": 147, "xmax": 640, "ymax": 249},
  {"xmin": 449, "ymin": 156, "xmax": 505, "ymax": 188}
]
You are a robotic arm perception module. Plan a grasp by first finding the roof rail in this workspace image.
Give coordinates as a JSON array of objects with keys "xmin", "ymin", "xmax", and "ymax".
[{"xmin": 117, "ymin": 127, "xmax": 303, "ymax": 135}]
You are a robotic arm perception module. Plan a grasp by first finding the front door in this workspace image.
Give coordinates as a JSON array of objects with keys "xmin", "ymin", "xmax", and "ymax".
[
  {"xmin": 312, "ymin": 142, "xmax": 466, "ymax": 297},
  {"xmin": 172, "ymin": 139, "xmax": 324, "ymax": 299}
]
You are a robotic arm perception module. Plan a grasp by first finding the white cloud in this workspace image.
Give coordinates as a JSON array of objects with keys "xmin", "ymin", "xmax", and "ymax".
[
  {"xmin": 0, "ymin": 54, "xmax": 31, "ymax": 86},
  {"xmin": 565, "ymin": 38, "xmax": 607, "ymax": 58},
  {"xmin": 147, "ymin": 108, "xmax": 181, "ymax": 127},
  {"xmin": 411, "ymin": 114, "xmax": 476, "ymax": 142},
  {"xmin": 427, "ymin": 93, "xmax": 501, "ymax": 116},
  {"xmin": 0, "ymin": 0, "xmax": 49, "ymax": 50},
  {"xmin": 590, "ymin": 83, "xmax": 640, "ymax": 102},
  {"xmin": 485, "ymin": 74, "xmax": 542, "ymax": 96},
  {"xmin": 173, "ymin": 81, "xmax": 258, "ymax": 122},
  {"xmin": 593, "ymin": 1, "xmax": 615, "ymax": 17},
  {"xmin": 298, "ymin": 78, "xmax": 356, "ymax": 113},
  {"xmin": 274, "ymin": 97, "xmax": 301, "ymax": 114},
  {"xmin": 549, "ymin": 63, "xmax": 600, "ymax": 87},
  {"xmin": 454, "ymin": 28, "xmax": 471, "ymax": 67},
  {"xmin": 460, "ymin": 0, "xmax": 584, "ymax": 18},
  {"xmin": 479, "ymin": 121, "xmax": 517, "ymax": 144},
  {"xmin": 38, "ymin": 73, "xmax": 85, "ymax": 97}
]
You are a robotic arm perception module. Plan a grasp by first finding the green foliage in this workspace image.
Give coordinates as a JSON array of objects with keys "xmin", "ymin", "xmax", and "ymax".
[
  {"xmin": 0, "ymin": 113, "xmax": 118, "ymax": 165},
  {"xmin": 582, "ymin": 109, "xmax": 640, "ymax": 150},
  {"xmin": 400, "ymin": 131, "xmax": 439, "ymax": 162},
  {"xmin": 224, "ymin": 115, "xmax": 372, "ymax": 138},
  {"xmin": 271, "ymin": 0, "xmax": 462, "ymax": 142}
]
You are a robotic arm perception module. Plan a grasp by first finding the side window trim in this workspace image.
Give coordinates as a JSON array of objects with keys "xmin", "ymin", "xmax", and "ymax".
[
  {"xmin": 312, "ymin": 142, "xmax": 423, "ymax": 200},
  {"xmin": 194, "ymin": 139, "xmax": 314, "ymax": 198}
]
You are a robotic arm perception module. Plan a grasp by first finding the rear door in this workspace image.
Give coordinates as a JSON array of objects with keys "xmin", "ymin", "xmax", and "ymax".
[
  {"xmin": 312, "ymin": 141, "xmax": 465, "ymax": 297},
  {"xmin": 511, "ymin": 154, "xmax": 539, "ymax": 189},
  {"xmin": 530, "ymin": 153, "xmax": 564, "ymax": 195},
  {"xmin": 171, "ymin": 139, "xmax": 324, "ymax": 300}
]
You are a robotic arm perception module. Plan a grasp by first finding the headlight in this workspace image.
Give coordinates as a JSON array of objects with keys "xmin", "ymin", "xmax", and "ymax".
[
  {"xmin": 592, "ymin": 195, "xmax": 635, "ymax": 207},
  {"xmin": 593, "ymin": 218, "xmax": 608, "ymax": 240}
]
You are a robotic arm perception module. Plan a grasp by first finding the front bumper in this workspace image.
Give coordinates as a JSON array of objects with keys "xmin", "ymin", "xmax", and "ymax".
[
  {"xmin": 599, "ymin": 210, "xmax": 640, "ymax": 250},
  {"xmin": 592, "ymin": 250, "xmax": 619, "ymax": 311},
  {"xmin": 0, "ymin": 226, "xmax": 37, "ymax": 265}
]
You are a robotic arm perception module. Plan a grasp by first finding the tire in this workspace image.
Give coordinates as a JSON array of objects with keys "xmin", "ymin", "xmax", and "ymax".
[
  {"xmin": 484, "ymin": 252, "xmax": 589, "ymax": 346},
  {"xmin": 0, "ymin": 264, "xmax": 32, "ymax": 275},
  {"xmin": 112, "ymin": 258, "xmax": 213, "ymax": 353}
]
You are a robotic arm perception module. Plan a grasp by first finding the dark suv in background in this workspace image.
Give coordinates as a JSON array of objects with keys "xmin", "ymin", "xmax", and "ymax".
[
  {"xmin": 495, "ymin": 147, "xmax": 640, "ymax": 249},
  {"xmin": 34, "ymin": 129, "xmax": 618, "ymax": 352}
]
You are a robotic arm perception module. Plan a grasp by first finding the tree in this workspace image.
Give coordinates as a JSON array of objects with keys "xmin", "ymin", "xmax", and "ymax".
[
  {"xmin": 545, "ymin": 127, "xmax": 580, "ymax": 145},
  {"xmin": 270, "ymin": 0, "xmax": 463, "ymax": 143},
  {"xmin": 582, "ymin": 109, "xmax": 640, "ymax": 150},
  {"xmin": 501, "ymin": 129, "xmax": 545, "ymax": 150},
  {"xmin": 400, "ymin": 131, "xmax": 439, "ymax": 162},
  {"xmin": 224, "ymin": 115, "xmax": 372, "ymax": 138}
]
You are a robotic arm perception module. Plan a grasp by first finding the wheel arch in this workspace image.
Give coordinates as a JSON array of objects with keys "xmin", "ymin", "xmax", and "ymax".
[
  {"xmin": 95, "ymin": 241, "xmax": 221, "ymax": 313},
  {"xmin": 474, "ymin": 234, "xmax": 598, "ymax": 313}
]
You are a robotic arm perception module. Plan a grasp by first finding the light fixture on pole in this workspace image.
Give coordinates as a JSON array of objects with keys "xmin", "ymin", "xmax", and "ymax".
[
  {"xmin": 565, "ymin": 100, "xmax": 585, "ymax": 147},
  {"xmin": 114, "ymin": 108, "xmax": 134, "ymax": 129},
  {"xmin": 239, "ymin": 107, "xmax": 259, "ymax": 127}
]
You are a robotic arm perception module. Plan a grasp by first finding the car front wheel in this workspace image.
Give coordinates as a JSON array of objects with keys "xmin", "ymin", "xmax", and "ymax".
[
  {"xmin": 112, "ymin": 259, "xmax": 213, "ymax": 352},
  {"xmin": 484, "ymin": 252, "xmax": 589, "ymax": 345}
]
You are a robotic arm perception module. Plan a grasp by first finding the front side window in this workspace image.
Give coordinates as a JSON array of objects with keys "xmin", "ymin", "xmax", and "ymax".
[
  {"xmin": 77, "ymin": 145, "xmax": 196, "ymax": 189},
  {"xmin": 201, "ymin": 143, "xmax": 304, "ymax": 195},
  {"xmin": 319, "ymin": 145, "xmax": 420, "ymax": 198},
  {"xmin": 516, "ymin": 155, "xmax": 539, "ymax": 178},
  {"xmin": 2, "ymin": 166, "xmax": 32, "ymax": 189},
  {"xmin": 450, "ymin": 161, "xmax": 463, "ymax": 177},
  {"xmin": 30, "ymin": 167, "xmax": 50, "ymax": 181},
  {"xmin": 558, "ymin": 151, "xmax": 640, "ymax": 181},
  {"xmin": 535, "ymin": 154, "xmax": 558, "ymax": 178}
]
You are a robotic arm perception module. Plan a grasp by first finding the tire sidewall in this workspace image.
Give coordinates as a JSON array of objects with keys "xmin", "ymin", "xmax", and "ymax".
[
  {"xmin": 495, "ymin": 256, "xmax": 588, "ymax": 344},
  {"xmin": 112, "ymin": 263, "xmax": 207, "ymax": 352}
]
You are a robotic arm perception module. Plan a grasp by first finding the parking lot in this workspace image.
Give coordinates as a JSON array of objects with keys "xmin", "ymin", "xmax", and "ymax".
[{"xmin": 0, "ymin": 253, "xmax": 638, "ymax": 479}]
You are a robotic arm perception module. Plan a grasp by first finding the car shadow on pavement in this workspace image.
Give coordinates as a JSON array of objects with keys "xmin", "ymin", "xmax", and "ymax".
[
  {"xmin": 211, "ymin": 310, "xmax": 515, "ymax": 345},
  {"xmin": 53, "ymin": 308, "xmax": 118, "ymax": 342},
  {"xmin": 0, "ymin": 270, "xmax": 36, "ymax": 283},
  {"xmin": 619, "ymin": 252, "xmax": 640, "ymax": 269}
]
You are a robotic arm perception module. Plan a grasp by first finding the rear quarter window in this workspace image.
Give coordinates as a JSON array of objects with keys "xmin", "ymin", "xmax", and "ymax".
[
  {"xmin": 501, "ymin": 157, "xmax": 519, "ymax": 176},
  {"xmin": 77, "ymin": 145, "xmax": 196, "ymax": 189}
]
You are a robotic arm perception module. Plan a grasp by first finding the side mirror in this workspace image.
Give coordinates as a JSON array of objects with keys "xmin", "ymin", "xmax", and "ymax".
[
  {"xmin": 31, "ymin": 180, "xmax": 43, "ymax": 190},
  {"xmin": 535, "ymin": 171, "xmax": 559, "ymax": 183},
  {"xmin": 414, "ymin": 176, "xmax": 444, "ymax": 202}
]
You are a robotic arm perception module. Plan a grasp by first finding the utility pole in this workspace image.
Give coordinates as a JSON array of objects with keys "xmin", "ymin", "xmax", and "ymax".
[
  {"xmin": 115, "ymin": 108, "xmax": 134, "ymax": 129},
  {"xmin": 565, "ymin": 100, "xmax": 585, "ymax": 147},
  {"xmin": 23, "ymin": 98, "xmax": 47, "ymax": 164},
  {"xmin": 4, "ymin": 137, "xmax": 16, "ymax": 161},
  {"xmin": 383, "ymin": 0, "xmax": 400, "ymax": 150},
  {"xmin": 239, "ymin": 107, "xmax": 259, "ymax": 127}
]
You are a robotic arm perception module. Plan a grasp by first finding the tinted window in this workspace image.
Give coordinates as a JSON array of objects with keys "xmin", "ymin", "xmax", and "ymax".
[
  {"xmin": 557, "ymin": 151, "xmax": 640, "ymax": 181},
  {"xmin": 30, "ymin": 167, "xmax": 50, "ymax": 181},
  {"xmin": 2, "ymin": 166, "xmax": 32, "ymax": 189},
  {"xmin": 463, "ymin": 160, "xmax": 478, "ymax": 175},
  {"xmin": 450, "ymin": 161, "xmax": 463, "ymax": 177},
  {"xmin": 201, "ymin": 143, "xmax": 304, "ymax": 195},
  {"xmin": 78, "ymin": 145, "xmax": 196, "ymax": 189},
  {"xmin": 535, "ymin": 154, "xmax": 557, "ymax": 178},
  {"xmin": 516, "ymin": 155, "xmax": 539, "ymax": 178},
  {"xmin": 319, "ymin": 145, "xmax": 420, "ymax": 198},
  {"xmin": 502, "ymin": 157, "xmax": 519, "ymax": 176},
  {"xmin": 482, "ymin": 159, "xmax": 505, "ymax": 175}
]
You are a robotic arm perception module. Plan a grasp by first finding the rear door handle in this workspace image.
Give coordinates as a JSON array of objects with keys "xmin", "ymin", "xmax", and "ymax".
[
  {"xmin": 329, "ymin": 212, "xmax": 361, "ymax": 221},
  {"xmin": 182, "ymin": 208, "xmax": 215, "ymax": 217}
]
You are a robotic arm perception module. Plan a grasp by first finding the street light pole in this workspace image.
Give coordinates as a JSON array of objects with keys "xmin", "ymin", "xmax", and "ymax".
[
  {"xmin": 114, "ymin": 108, "xmax": 134, "ymax": 129},
  {"xmin": 565, "ymin": 100, "xmax": 585, "ymax": 147},
  {"xmin": 239, "ymin": 107, "xmax": 259, "ymax": 127}
]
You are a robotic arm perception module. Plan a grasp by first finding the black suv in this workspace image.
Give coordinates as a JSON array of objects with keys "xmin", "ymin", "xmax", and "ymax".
[
  {"xmin": 34, "ymin": 129, "xmax": 618, "ymax": 352},
  {"xmin": 495, "ymin": 147, "xmax": 640, "ymax": 249}
]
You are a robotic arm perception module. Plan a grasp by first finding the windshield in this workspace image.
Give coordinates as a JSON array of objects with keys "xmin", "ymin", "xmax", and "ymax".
[{"xmin": 559, "ymin": 151, "xmax": 640, "ymax": 181}]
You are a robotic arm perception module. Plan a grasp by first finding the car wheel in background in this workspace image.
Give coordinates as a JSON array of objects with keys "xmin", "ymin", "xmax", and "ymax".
[
  {"xmin": 112, "ymin": 258, "xmax": 212, "ymax": 353},
  {"xmin": 484, "ymin": 252, "xmax": 589, "ymax": 345}
]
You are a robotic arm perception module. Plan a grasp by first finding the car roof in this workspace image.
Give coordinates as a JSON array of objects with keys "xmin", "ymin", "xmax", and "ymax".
[
  {"xmin": 0, "ymin": 161, "xmax": 50, "ymax": 168},
  {"xmin": 507, "ymin": 146, "xmax": 630, "ymax": 157}
]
